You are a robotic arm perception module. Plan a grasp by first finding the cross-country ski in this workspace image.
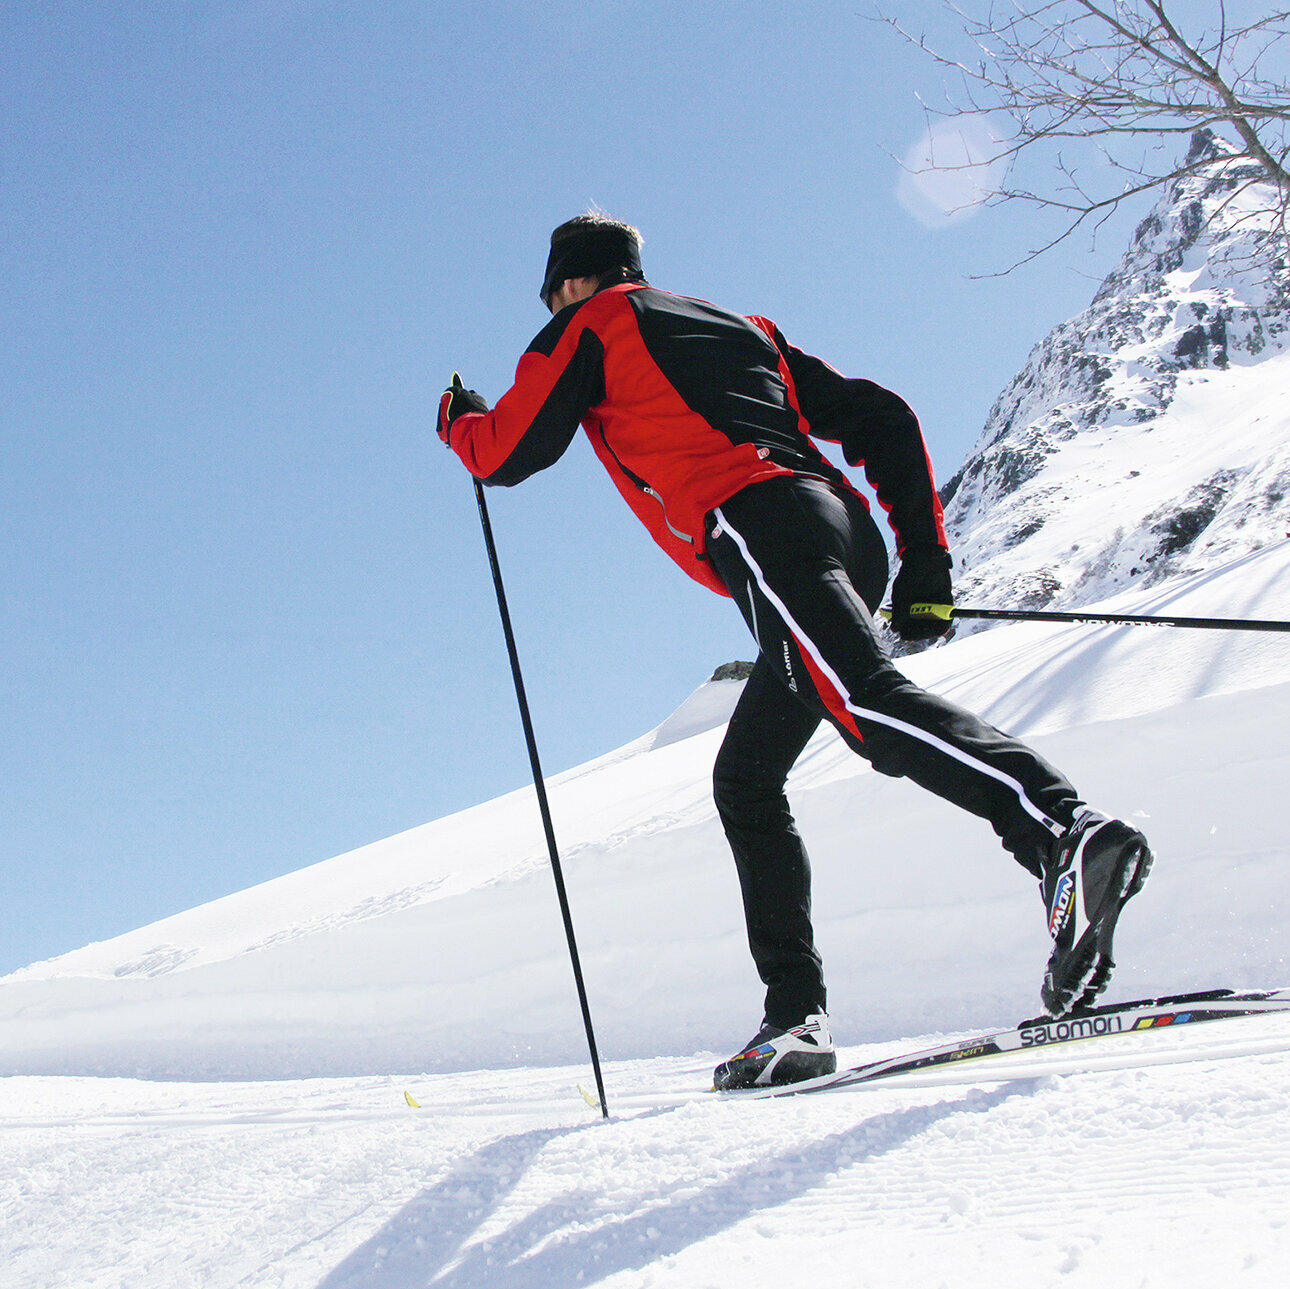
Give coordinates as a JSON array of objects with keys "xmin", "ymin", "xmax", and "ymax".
[{"xmin": 729, "ymin": 988, "xmax": 1290, "ymax": 1098}]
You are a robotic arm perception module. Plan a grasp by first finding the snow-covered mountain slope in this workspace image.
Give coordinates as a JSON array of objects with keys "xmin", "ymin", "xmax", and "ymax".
[
  {"xmin": 941, "ymin": 132, "xmax": 1290, "ymax": 620},
  {"xmin": 3, "ymin": 541, "xmax": 1288, "ymax": 1079}
]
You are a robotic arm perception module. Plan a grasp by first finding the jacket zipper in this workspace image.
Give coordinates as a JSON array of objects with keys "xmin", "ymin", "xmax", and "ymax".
[{"xmin": 599, "ymin": 435, "xmax": 695, "ymax": 544}]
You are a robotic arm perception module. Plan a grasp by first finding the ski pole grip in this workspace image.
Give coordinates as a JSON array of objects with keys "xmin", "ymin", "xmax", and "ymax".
[{"xmin": 908, "ymin": 602, "xmax": 954, "ymax": 620}]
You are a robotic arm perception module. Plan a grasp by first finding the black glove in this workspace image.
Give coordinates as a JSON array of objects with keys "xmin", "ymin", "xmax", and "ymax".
[
  {"xmin": 437, "ymin": 373, "xmax": 488, "ymax": 444},
  {"xmin": 890, "ymin": 545, "xmax": 954, "ymax": 641}
]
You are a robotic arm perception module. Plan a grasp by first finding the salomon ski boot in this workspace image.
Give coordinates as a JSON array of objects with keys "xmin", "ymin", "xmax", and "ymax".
[
  {"xmin": 1040, "ymin": 808, "xmax": 1154, "ymax": 1017},
  {"xmin": 713, "ymin": 1013, "xmax": 836, "ymax": 1090}
]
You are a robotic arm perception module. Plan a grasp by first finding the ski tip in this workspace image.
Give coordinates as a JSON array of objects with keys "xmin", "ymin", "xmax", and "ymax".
[
  {"xmin": 403, "ymin": 1090, "xmax": 421, "ymax": 1109},
  {"xmin": 577, "ymin": 1083, "xmax": 603, "ymax": 1111}
]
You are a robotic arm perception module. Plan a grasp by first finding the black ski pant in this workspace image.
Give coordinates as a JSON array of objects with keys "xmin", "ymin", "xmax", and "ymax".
[{"xmin": 705, "ymin": 476, "xmax": 1081, "ymax": 1029}]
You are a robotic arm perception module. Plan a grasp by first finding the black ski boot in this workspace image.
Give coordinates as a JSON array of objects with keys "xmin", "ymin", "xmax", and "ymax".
[{"xmin": 1040, "ymin": 808, "xmax": 1153, "ymax": 1017}]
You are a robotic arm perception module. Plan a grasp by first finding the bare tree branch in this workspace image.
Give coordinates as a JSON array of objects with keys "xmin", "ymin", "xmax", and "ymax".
[{"xmin": 881, "ymin": 0, "xmax": 1290, "ymax": 269}]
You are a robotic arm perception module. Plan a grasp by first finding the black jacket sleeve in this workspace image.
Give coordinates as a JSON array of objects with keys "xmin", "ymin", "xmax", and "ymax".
[{"xmin": 770, "ymin": 326, "xmax": 947, "ymax": 554}]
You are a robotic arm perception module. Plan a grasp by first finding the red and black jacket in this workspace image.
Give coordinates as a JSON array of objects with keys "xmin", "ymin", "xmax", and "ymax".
[{"xmin": 446, "ymin": 283, "xmax": 947, "ymax": 597}]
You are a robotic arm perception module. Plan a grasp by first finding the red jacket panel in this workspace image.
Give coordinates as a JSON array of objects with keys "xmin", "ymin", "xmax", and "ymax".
[{"xmin": 448, "ymin": 284, "xmax": 946, "ymax": 595}]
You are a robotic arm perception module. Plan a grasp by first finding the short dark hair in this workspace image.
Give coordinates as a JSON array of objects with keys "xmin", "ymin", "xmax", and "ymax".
[{"xmin": 540, "ymin": 212, "xmax": 647, "ymax": 306}]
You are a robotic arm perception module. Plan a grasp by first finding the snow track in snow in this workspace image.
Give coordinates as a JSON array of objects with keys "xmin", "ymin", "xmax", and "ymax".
[{"xmin": 6, "ymin": 1036, "xmax": 1289, "ymax": 1288}]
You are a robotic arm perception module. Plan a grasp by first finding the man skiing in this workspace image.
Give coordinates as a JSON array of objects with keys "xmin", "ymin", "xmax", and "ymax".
[{"xmin": 438, "ymin": 212, "xmax": 1153, "ymax": 1089}]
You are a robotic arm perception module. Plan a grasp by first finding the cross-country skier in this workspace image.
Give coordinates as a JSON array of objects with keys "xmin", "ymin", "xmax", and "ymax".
[{"xmin": 438, "ymin": 212, "xmax": 1153, "ymax": 1089}]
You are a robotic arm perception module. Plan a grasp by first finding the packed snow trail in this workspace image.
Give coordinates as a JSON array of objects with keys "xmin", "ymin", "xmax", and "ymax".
[{"xmin": 4, "ymin": 1020, "xmax": 1290, "ymax": 1289}]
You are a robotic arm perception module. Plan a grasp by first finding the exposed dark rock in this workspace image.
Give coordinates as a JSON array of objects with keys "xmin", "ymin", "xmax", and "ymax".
[
  {"xmin": 1174, "ymin": 316, "xmax": 1229, "ymax": 369},
  {"xmin": 1145, "ymin": 472, "xmax": 1240, "ymax": 559},
  {"xmin": 1009, "ymin": 517, "xmax": 1046, "ymax": 543},
  {"xmin": 709, "ymin": 661, "xmax": 755, "ymax": 683}
]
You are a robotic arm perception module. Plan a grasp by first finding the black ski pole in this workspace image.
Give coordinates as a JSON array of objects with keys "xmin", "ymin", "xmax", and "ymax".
[
  {"xmin": 879, "ymin": 604, "xmax": 1290, "ymax": 633},
  {"xmin": 471, "ymin": 478, "xmax": 610, "ymax": 1119},
  {"xmin": 895, "ymin": 605, "xmax": 1290, "ymax": 633}
]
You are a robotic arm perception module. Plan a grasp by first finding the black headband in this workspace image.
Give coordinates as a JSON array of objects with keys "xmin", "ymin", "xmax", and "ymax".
[{"xmin": 540, "ymin": 225, "xmax": 643, "ymax": 305}]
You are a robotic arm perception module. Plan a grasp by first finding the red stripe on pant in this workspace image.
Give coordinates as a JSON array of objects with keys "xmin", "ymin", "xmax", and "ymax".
[{"xmin": 791, "ymin": 630, "xmax": 867, "ymax": 745}]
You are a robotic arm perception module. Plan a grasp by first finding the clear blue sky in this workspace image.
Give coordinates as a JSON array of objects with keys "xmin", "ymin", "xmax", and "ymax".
[{"xmin": 3, "ymin": 0, "xmax": 1160, "ymax": 975}]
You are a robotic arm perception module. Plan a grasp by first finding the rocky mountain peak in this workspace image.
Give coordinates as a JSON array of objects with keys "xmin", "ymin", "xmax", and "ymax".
[{"xmin": 936, "ymin": 130, "xmax": 1290, "ymax": 628}]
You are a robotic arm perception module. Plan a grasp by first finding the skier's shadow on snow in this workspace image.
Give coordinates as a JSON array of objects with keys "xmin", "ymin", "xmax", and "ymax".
[{"xmin": 314, "ymin": 1081, "xmax": 1032, "ymax": 1289}]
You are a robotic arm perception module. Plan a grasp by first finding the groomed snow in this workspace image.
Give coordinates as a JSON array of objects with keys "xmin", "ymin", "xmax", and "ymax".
[
  {"xmin": 3, "ymin": 542, "xmax": 1289, "ymax": 1287},
  {"xmin": 4, "ymin": 1029, "xmax": 1290, "ymax": 1289}
]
